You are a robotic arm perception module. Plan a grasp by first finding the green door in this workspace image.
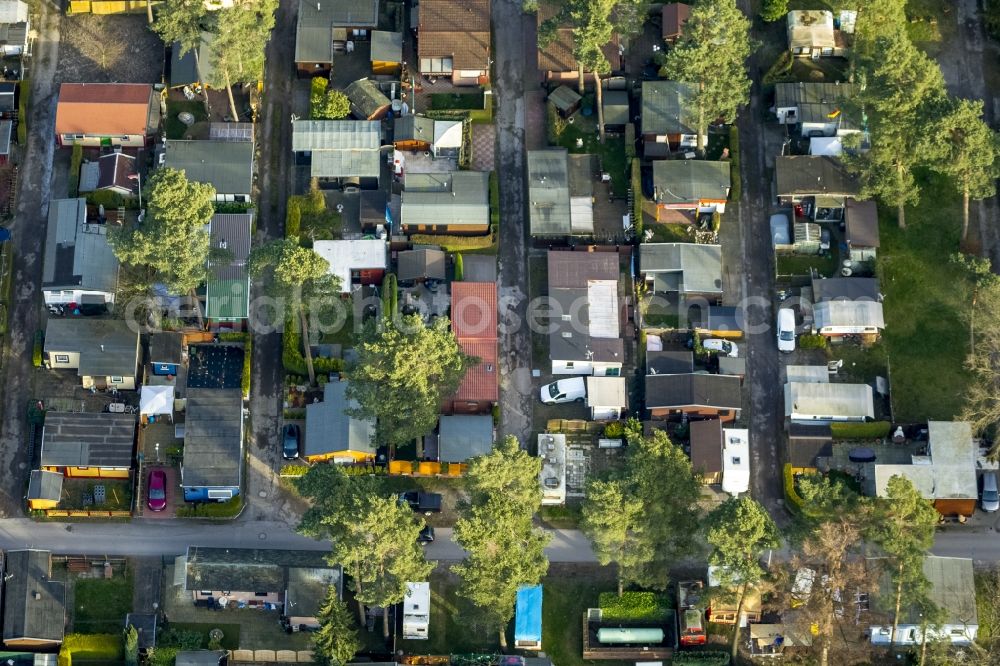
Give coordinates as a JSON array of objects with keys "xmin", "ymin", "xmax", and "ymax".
[{"xmin": 100, "ymin": 137, "xmax": 112, "ymax": 147}]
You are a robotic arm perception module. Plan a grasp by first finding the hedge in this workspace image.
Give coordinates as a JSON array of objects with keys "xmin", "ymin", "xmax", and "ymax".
[
  {"xmin": 217, "ymin": 331, "xmax": 248, "ymax": 342},
  {"xmin": 830, "ymin": 421, "xmax": 892, "ymax": 440},
  {"xmin": 58, "ymin": 633, "xmax": 123, "ymax": 666},
  {"xmin": 671, "ymin": 652, "xmax": 731, "ymax": 666},
  {"xmin": 32, "ymin": 329, "xmax": 42, "ymax": 367},
  {"xmin": 488, "ymin": 170, "xmax": 500, "ymax": 230},
  {"xmin": 598, "ymin": 591, "xmax": 670, "ymax": 621},
  {"xmin": 454, "ymin": 253, "xmax": 464, "ymax": 281},
  {"xmin": 410, "ymin": 233, "xmax": 495, "ymax": 251},
  {"xmin": 16, "ymin": 79, "xmax": 27, "ymax": 145},
  {"xmin": 631, "ymin": 159, "xmax": 642, "ymax": 235},
  {"xmin": 68, "ymin": 143, "xmax": 83, "ymax": 197},
  {"xmin": 728, "ymin": 125, "xmax": 741, "ymax": 200},
  {"xmin": 176, "ymin": 494, "xmax": 244, "ymax": 518},
  {"xmin": 241, "ymin": 335, "xmax": 252, "ymax": 397},
  {"xmin": 286, "ymin": 196, "xmax": 302, "ymax": 239},
  {"xmin": 280, "ymin": 464, "xmax": 309, "ymax": 477},
  {"xmin": 381, "ymin": 273, "xmax": 397, "ymax": 320},
  {"xmin": 798, "ymin": 333, "xmax": 827, "ymax": 349},
  {"xmin": 783, "ymin": 463, "xmax": 805, "ymax": 514},
  {"xmin": 283, "ymin": 317, "xmax": 344, "ymax": 376}
]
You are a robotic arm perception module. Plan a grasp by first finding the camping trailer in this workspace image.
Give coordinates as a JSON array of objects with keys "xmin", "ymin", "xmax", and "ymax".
[{"xmin": 402, "ymin": 582, "xmax": 430, "ymax": 640}]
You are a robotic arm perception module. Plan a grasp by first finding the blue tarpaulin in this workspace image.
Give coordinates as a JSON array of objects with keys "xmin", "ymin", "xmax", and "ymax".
[{"xmin": 514, "ymin": 584, "xmax": 543, "ymax": 644}]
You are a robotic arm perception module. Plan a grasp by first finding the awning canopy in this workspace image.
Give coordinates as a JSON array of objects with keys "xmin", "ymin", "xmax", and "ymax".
[{"xmin": 141, "ymin": 385, "xmax": 175, "ymax": 416}]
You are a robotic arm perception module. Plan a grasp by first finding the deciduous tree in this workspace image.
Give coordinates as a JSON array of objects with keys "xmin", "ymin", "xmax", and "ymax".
[
  {"xmin": 347, "ymin": 316, "xmax": 468, "ymax": 447},
  {"xmin": 453, "ymin": 434, "xmax": 547, "ymax": 648},
  {"xmin": 311, "ymin": 77, "xmax": 351, "ymax": 119},
  {"xmin": 924, "ymin": 98, "xmax": 999, "ymax": 241},
  {"xmin": 704, "ymin": 496, "xmax": 781, "ymax": 659},
  {"xmin": 313, "ymin": 587, "xmax": 361, "ymax": 665},
  {"xmin": 661, "ymin": 0, "xmax": 751, "ymax": 154},
  {"xmin": 249, "ymin": 239, "xmax": 340, "ymax": 385},
  {"xmin": 210, "ymin": 0, "xmax": 277, "ymax": 122},
  {"xmin": 153, "ymin": 0, "xmax": 211, "ymax": 110},
  {"xmin": 867, "ymin": 475, "xmax": 939, "ymax": 646},
  {"xmin": 108, "ymin": 168, "xmax": 215, "ymax": 322},
  {"xmin": 760, "ymin": 0, "xmax": 787, "ymax": 22}
]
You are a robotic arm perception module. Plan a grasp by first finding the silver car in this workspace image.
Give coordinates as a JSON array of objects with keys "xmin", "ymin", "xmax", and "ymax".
[{"xmin": 982, "ymin": 472, "xmax": 999, "ymax": 512}]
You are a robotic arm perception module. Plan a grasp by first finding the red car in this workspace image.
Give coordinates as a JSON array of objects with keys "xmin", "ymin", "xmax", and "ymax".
[{"xmin": 147, "ymin": 469, "xmax": 167, "ymax": 512}]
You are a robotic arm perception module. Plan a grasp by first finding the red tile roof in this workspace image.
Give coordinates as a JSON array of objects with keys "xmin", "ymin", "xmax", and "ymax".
[
  {"xmin": 451, "ymin": 281, "xmax": 497, "ymax": 340},
  {"xmin": 454, "ymin": 338, "xmax": 499, "ymax": 402},
  {"xmin": 56, "ymin": 83, "xmax": 154, "ymax": 137}
]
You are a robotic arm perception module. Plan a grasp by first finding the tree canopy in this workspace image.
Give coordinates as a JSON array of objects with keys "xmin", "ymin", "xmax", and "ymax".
[
  {"xmin": 248, "ymin": 238, "xmax": 339, "ymax": 303},
  {"xmin": 108, "ymin": 168, "xmax": 215, "ymax": 294},
  {"xmin": 661, "ymin": 0, "xmax": 752, "ymax": 154},
  {"xmin": 311, "ymin": 77, "xmax": 351, "ymax": 119},
  {"xmin": 347, "ymin": 316, "xmax": 468, "ymax": 447},
  {"xmin": 209, "ymin": 0, "xmax": 277, "ymax": 119},
  {"xmin": 313, "ymin": 587, "xmax": 361, "ymax": 666}
]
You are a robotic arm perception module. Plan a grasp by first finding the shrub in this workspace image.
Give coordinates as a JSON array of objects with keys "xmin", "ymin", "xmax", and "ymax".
[
  {"xmin": 281, "ymin": 464, "xmax": 309, "ymax": 477},
  {"xmin": 453, "ymin": 253, "xmax": 464, "ymax": 281},
  {"xmin": 86, "ymin": 189, "xmax": 128, "ymax": 210},
  {"xmin": 630, "ymin": 159, "xmax": 643, "ymax": 235},
  {"xmin": 763, "ymin": 50, "xmax": 794, "ymax": 85},
  {"xmin": 381, "ymin": 273, "xmax": 397, "ymax": 320},
  {"xmin": 217, "ymin": 332, "xmax": 248, "ymax": 342},
  {"xmin": 310, "ymin": 77, "xmax": 350, "ymax": 119},
  {"xmin": 728, "ymin": 125, "xmax": 741, "ymax": 200},
  {"xmin": 710, "ymin": 210, "xmax": 721, "ymax": 233},
  {"xmin": 671, "ymin": 652, "xmax": 732, "ymax": 666},
  {"xmin": 32, "ymin": 329, "xmax": 42, "ymax": 367},
  {"xmin": 283, "ymin": 318, "xmax": 344, "ymax": 376},
  {"xmin": 176, "ymin": 495, "xmax": 244, "ymax": 518},
  {"xmin": 491, "ymin": 403, "xmax": 500, "ymax": 426},
  {"xmin": 68, "ymin": 143, "xmax": 83, "ymax": 197},
  {"xmin": 214, "ymin": 201, "xmax": 252, "ymax": 214},
  {"xmin": 546, "ymin": 102, "xmax": 567, "ymax": 144},
  {"xmin": 783, "ymin": 463, "xmax": 805, "ymax": 514},
  {"xmin": 603, "ymin": 421, "xmax": 624, "ymax": 438},
  {"xmin": 285, "ymin": 197, "xmax": 302, "ymax": 240},
  {"xmin": 410, "ymin": 233, "xmax": 495, "ymax": 251},
  {"xmin": 798, "ymin": 333, "xmax": 828, "ymax": 350},
  {"xmin": 241, "ymin": 335, "xmax": 252, "ymax": 397},
  {"xmin": 624, "ymin": 123, "xmax": 636, "ymax": 159},
  {"xmin": 760, "ymin": 0, "xmax": 788, "ymax": 22},
  {"xmin": 58, "ymin": 633, "xmax": 124, "ymax": 666},
  {"xmin": 599, "ymin": 591, "xmax": 670, "ymax": 621},
  {"xmin": 830, "ymin": 421, "xmax": 892, "ymax": 440}
]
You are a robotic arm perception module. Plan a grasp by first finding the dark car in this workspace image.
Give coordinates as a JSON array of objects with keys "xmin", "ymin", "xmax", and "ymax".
[
  {"xmin": 417, "ymin": 525, "xmax": 435, "ymax": 545},
  {"xmin": 399, "ymin": 490, "xmax": 443, "ymax": 516},
  {"xmin": 147, "ymin": 469, "xmax": 167, "ymax": 512},
  {"xmin": 282, "ymin": 424, "xmax": 300, "ymax": 459}
]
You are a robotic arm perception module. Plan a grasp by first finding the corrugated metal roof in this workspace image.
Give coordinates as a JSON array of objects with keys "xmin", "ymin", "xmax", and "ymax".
[
  {"xmin": 401, "ymin": 171, "xmax": 489, "ymax": 228},
  {"xmin": 305, "ymin": 381, "xmax": 375, "ymax": 457},
  {"xmin": 41, "ymin": 411, "xmax": 136, "ymax": 468},
  {"xmin": 166, "ymin": 140, "xmax": 254, "ymax": 195},
  {"xmin": 206, "ymin": 213, "xmax": 253, "ymax": 320},
  {"xmin": 814, "ymin": 300, "xmax": 885, "ymax": 329},
  {"xmin": 292, "ymin": 120, "xmax": 381, "ymax": 150}
]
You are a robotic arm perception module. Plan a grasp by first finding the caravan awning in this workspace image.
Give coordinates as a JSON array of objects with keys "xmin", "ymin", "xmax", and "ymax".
[{"xmin": 140, "ymin": 385, "xmax": 175, "ymax": 416}]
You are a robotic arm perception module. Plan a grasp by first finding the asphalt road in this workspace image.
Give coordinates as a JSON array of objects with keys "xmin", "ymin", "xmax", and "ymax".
[
  {"xmin": 0, "ymin": 0, "xmax": 62, "ymax": 518},
  {"xmin": 736, "ymin": 0, "xmax": 786, "ymax": 522}
]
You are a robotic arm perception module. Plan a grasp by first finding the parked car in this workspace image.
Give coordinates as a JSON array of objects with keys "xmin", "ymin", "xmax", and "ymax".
[
  {"xmin": 777, "ymin": 308, "xmax": 796, "ymax": 353},
  {"xmin": 701, "ymin": 338, "xmax": 739, "ymax": 358},
  {"xmin": 282, "ymin": 424, "xmax": 300, "ymax": 459},
  {"xmin": 147, "ymin": 469, "xmax": 167, "ymax": 512},
  {"xmin": 539, "ymin": 377, "xmax": 587, "ymax": 404},
  {"xmin": 400, "ymin": 491, "xmax": 443, "ymax": 515},
  {"xmin": 982, "ymin": 471, "xmax": 999, "ymax": 512},
  {"xmin": 417, "ymin": 525, "xmax": 435, "ymax": 545}
]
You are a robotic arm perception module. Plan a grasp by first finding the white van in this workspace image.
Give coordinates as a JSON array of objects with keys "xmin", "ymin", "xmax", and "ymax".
[
  {"xmin": 539, "ymin": 377, "xmax": 586, "ymax": 404},
  {"xmin": 777, "ymin": 308, "xmax": 796, "ymax": 353}
]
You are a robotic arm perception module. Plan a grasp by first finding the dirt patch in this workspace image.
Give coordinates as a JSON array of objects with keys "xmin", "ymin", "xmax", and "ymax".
[{"xmin": 57, "ymin": 15, "xmax": 164, "ymax": 84}]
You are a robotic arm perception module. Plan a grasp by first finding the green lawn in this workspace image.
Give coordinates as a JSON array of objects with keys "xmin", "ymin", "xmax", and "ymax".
[
  {"xmin": 646, "ymin": 222, "xmax": 693, "ymax": 243},
  {"xmin": 165, "ymin": 622, "xmax": 241, "ymax": 650},
  {"xmin": 542, "ymin": 573, "xmax": 626, "ymax": 666},
  {"xmin": 538, "ymin": 503, "xmax": 582, "ymax": 529},
  {"xmin": 430, "ymin": 91, "xmax": 484, "ymax": 111},
  {"xmin": 556, "ymin": 125, "xmax": 629, "ymax": 198},
  {"xmin": 165, "ymin": 99, "xmax": 209, "ymax": 140},
  {"xmin": 828, "ymin": 341, "xmax": 888, "ymax": 385},
  {"xmin": 775, "ymin": 252, "xmax": 838, "ymax": 277},
  {"xmin": 877, "ymin": 171, "xmax": 972, "ymax": 422},
  {"xmin": 73, "ymin": 573, "xmax": 134, "ymax": 634}
]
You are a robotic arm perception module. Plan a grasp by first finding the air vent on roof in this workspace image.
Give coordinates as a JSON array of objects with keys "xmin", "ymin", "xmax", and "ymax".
[
  {"xmin": 33, "ymin": 592, "xmax": 41, "ymax": 600},
  {"xmin": 561, "ymin": 332, "xmax": 572, "ymax": 338}
]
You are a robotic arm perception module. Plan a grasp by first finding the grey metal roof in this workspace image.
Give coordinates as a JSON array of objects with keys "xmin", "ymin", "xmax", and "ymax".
[
  {"xmin": 527, "ymin": 149, "xmax": 571, "ymax": 236},
  {"xmin": 27, "ymin": 470, "xmax": 63, "ymax": 502},
  {"xmin": 397, "ymin": 249, "xmax": 446, "ymax": 281},
  {"xmin": 775, "ymin": 156, "xmax": 859, "ymax": 197},
  {"xmin": 169, "ymin": 33, "xmax": 215, "ymax": 87},
  {"xmin": 651, "ymin": 160, "xmax": 731, "ymax": 205},
  {"xmin": 602, "ymin": 90, "xmax": 629, "ymax": 127},
  {"xmin": 640, "ymin": 243, "xmax": 723, "ymax": 295},
  {"xmin": 2, "ymin": 550, "xmax": 65, "ymax": 645},
  {"xmin": 642, "ymin": 80, "xmax": 697, "ymax": 136},
  {"xmin": 295, "ymin": 0, "xmax": 379, "ymax": 63},
  {"xmin": 183, "ymin": 546, "xmax": 331, "ymax": 592},
  {"xmin": 150, "ymin": 331, "xmax": 184, "ymax": 365},
  {"xmin": 166, "ymin": 140, "xmax": 254, "ymax": 195},
  {"xmin": 774, "ymin": 81, "xmax": 856, "ymax": 126},
  {"xmin": 394, "ymin": 114, "xmax": 435, "ymax": 143},
  {"xmin": 438, "ymin": 414, "xmax": 494, "ymax": 462},
  {"xmin": 293, "ymin": 120, "xmax": 381, "ymax": 177},
  {"xmin": 40, "ymin": 412, "xmax": 136, "ymax": 468},
  {"xmin": 182, "ymin": 388, "xmax": 243, "ymax": 489},
  {"xmin": 645, "ymin": 373, "xmax": 742, "ymax": 410},
  {"xmin": 304, "ymin": 381, "xmax": 375, "ymax": 457},
  {"xmin": 401, "ymin": 171, "xmax": 490, "ymax": 228},
  {"xmin": 370, "ymin": 30, "xmax": 402, "ymax": 63},
  {"xmin": 42, "ymin": 198, "xmax": 120, "ymax": 295},
  {"xmin": 345, "ymin": 78, "xmax": 391, "ymax": 119},
  {"xmin": 43, "ymin": 318, "xmax": 140, "ymax": 378},
  {"xmin": 206, "ymin": 213, "xmax": 253, "ymax": 320},
  {"xmin": 311, "ymin": 149, "xmax": 382, "ymax": 178},
  {"xmin": 646, "ymin": 350, "xmax": 694, "ymax": 375}
]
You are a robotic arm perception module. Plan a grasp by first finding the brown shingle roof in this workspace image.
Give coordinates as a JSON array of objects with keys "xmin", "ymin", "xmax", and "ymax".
[
  {"xmin": 689, "ymin": 418, "xmax": 723, "ymax": 475},
  {"xmin": 537, "ymin": 8, "xmax": 621, "ymax": 75},
  {"xmin": 547, "ymin": 251, "xmax": 619, "ymax": 289},
  {"xmin": 55, "ymin": 83, "xmax": 154, "ymax": 137},
  {"xmin": 417, "ymin": 0, "xmax": 490, "ymax": 70}
]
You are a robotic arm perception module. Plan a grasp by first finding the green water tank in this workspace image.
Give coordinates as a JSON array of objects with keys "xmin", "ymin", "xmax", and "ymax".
[{"xmin": 596, "ymin": 627, "xmax": 665, "ymax": 644}]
